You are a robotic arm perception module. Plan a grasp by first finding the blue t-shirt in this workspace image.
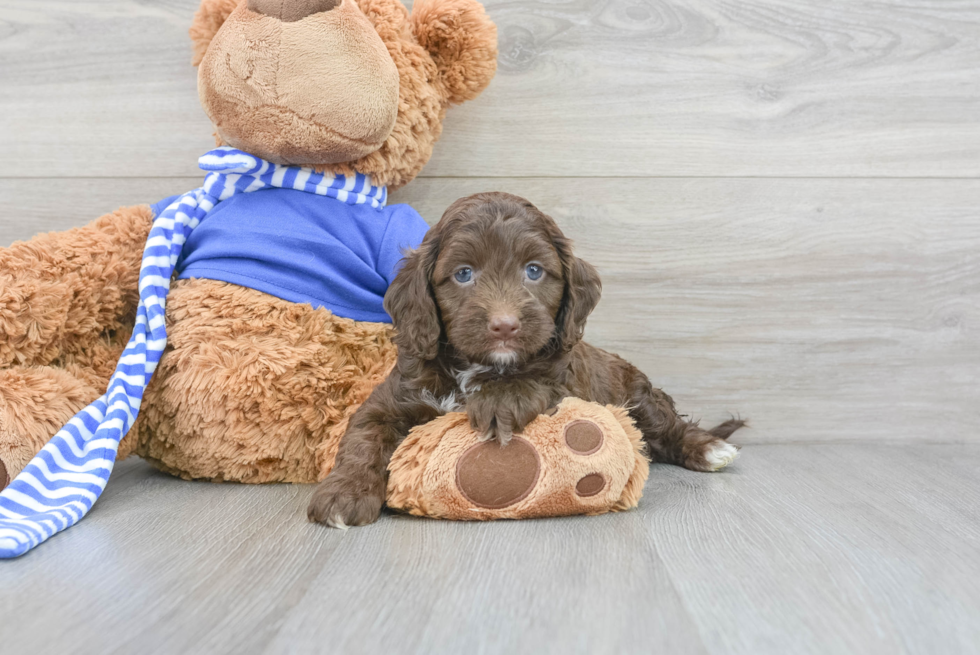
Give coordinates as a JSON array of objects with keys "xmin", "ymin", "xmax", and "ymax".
[{"xmin": 150, "ymin": 188, "xmax": 428, "ymax": 323}]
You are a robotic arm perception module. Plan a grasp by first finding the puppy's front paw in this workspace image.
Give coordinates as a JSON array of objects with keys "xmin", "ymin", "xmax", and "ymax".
[
  {"xmin": 467, "ymin": 397, "xmax": 508, "ymax": 444},
  {"xmin": 472, "ymin": 414, "xmax": 523, "ymax": 446},
  {"xmin": 467, "ymin": 399, "xmax": 541, "ymax": 446},
  {"xmin": 307, "ymin": 475, "xmax": 385, "ymax": 529}
]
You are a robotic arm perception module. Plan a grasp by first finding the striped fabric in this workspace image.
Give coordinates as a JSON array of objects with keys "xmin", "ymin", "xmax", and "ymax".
[{"xmin": 0, "ymin": 147, "xmax": 387, "ymax": 558}]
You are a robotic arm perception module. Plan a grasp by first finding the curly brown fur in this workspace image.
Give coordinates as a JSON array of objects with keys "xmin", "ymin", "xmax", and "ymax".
[
  {"xmin": 0, "ymin": 366, "xmax": 102, "ymax": 484},
  {"xmin": 309, "ymin": 193, "xmax": 746, "ymax": 526},
  {"xmin": 134, "ymin": 278, "xmax": 397, "ymax": 484},
  {"xmin": 0, "ymin": 205, "xmax": 153, "ymax": 483},
  {"xmin": 0, "ymin": 205, "xmax": 151, "ymax": 370},
  {"xmin": 0, "ymin": 223, "xmax": 398, "ymax": 487},
  {"xmin": 410, "ymin": 0, "xmax": 498, "ymax": 104}
]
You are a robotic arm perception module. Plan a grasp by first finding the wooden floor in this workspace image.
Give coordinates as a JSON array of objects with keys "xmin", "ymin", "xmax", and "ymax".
[
  {"xmin": 1, "ymin": 446, "xmax": 979, "ymax": 654},
  {"xmin": 1, "ymin": 1, "xmax": 979, "ymax": 653}
]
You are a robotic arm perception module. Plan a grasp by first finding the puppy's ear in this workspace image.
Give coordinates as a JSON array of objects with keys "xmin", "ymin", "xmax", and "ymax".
[
  {"xmin": 552, "ymin": 234, "xmax": 602, "ymax": 351},
  {"xmin": 384, "ymin": 238, "xmax": 442, "ymax": 369}
]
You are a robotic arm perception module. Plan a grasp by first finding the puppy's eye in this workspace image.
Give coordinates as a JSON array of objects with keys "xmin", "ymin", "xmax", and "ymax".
[
  {"xmin": 525, "ymin": 263, "xmax": 544, "ymax": 281},
  {"xmin": 454, "ymin": 267, "xmax": 474, "ymax": 284}
]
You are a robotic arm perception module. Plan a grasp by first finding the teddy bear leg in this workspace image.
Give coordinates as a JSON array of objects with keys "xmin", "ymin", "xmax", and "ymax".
[{"xmin": 0, "ymin": 366, "xmax": 105, "ymax": 488}]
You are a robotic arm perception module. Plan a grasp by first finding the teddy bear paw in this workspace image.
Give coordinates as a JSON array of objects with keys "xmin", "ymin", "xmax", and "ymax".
[
  {"xmin": 386, "ymin": 398, "xmax": 650, "ymax": 520},
  {"xmin": 451, "ymin": 403, "xmax": 644, "ymax": 518},
  {"xmin": 452, "ymin": 419, "xmax": 615, "ymax": 512}
]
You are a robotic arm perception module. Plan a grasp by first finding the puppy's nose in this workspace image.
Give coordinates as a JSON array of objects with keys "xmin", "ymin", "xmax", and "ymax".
[
  {"xmin": 489, "ymin": 314, "xmax": 520, "ymax": 340},
  {"xmin": 248, "ymin": 0, "xmax": 340, "ymax": 22}
]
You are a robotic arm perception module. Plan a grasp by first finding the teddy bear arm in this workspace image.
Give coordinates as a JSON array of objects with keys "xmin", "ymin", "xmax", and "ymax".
[{"xmin": 0, "ymin": 204, "xmax": 153, "ymax": 369}]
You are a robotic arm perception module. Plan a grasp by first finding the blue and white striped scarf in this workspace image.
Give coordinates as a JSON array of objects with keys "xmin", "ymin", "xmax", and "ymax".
[{"xmin": 0, "ymin": 147, "xmax": 386, "ymax": 558}]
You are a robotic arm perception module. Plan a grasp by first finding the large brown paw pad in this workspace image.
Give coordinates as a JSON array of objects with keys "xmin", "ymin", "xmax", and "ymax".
[{"xmin": 456, "ymin": 437, "xmax": 540, "ymax": 509}]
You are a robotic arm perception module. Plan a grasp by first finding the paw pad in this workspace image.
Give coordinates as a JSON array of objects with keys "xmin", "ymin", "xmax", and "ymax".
[
  {"xmin": 575, "ymin": 472, "xmax": 606, "ymax": 497},
  {"xmin": 564, "ymin": 419, "xmax": 603, "ymax": 454},
  {"xmin": 455, "ymin": 437, "xmax": 541, "ymax": 509},
  {"xmin": 564, "ymin": 420, "xmax": 607, "ymax": 497}
]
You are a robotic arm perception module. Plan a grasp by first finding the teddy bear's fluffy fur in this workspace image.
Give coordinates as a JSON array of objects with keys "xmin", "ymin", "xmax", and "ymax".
[{"xmin": 0, "ymin": 0, "xmax": 497, "ymax": 487}]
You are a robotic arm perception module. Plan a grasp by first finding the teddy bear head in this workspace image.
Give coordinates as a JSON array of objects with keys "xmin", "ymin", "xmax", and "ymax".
[{"xmin": 189, "ymin": 0, "xmax": 497, "ymax": 189}]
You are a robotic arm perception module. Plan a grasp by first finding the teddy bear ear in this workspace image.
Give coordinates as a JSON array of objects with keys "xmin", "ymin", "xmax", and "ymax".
[
  {"xmin": 189, "ymin": 0, "xmax": 243, "ymax": 66},
  {"xmin": 410, "ymin": 0, "xmax": 498, "ymax": 105}
]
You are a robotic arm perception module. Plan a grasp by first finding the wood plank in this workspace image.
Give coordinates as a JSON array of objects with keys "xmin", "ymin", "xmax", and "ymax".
[
  {"xmin": 3, "ymin": 176, "xmax": 978, "ymax": 443},
  {"xmin": 1, "ymin": 1, "xmax": 978, "ymax": 178},
  {"xmin": 264, "ymin": 501, "xmax": 706, "ymax": 655},
  {"xmin": 0, "ymin": 1, "xmax": 214, "ymax": 178},
  {"xmin": 0, "ymin": 178, "xmax": 199, "ymax": 243},
  {"xmin": 649, "ymin": 443, "xmax": 980, "ymax": 654},
  {"xmin": 0, "ymin": 457, "xmax": 707, "ymax": 655},
  {"xmin": 1, "ymin": 445, "xmax": 979, "ymax": 654}
]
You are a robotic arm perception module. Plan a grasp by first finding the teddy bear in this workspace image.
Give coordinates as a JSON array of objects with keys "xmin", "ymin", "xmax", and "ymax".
[
  {"xmin": 0, "ymin": 0, "xmax": 497, "ymax": 484},
  {"xmin": 0, "ymin": 0, "xmax": 652, "ymax": 558}
]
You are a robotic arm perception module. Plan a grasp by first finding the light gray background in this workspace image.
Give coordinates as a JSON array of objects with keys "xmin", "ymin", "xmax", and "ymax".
[{"xmin": 1, "ymin": 1, "xmax": 978, "ymax": 653}]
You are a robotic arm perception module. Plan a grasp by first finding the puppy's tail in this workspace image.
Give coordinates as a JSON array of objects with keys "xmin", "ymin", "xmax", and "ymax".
[{"xmin": 709, "ymin": 417, "xmax": 748, "ymax": 440}]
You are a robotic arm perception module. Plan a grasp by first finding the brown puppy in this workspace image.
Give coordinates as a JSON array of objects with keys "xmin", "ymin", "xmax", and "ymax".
[{"xmin": 308, "ymin": 192, "xmax": 745, "ymax": 527}]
